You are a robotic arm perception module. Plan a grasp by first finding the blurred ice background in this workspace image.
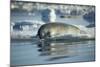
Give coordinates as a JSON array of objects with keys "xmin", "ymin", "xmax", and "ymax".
[{"xmin": 10, "ymin": 2, "xmax": 95, "ymax": 39}]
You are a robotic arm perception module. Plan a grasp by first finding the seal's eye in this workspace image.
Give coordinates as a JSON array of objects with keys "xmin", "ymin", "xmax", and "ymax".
[
  {"xmin": 47, "ymin": 31, "xmax": 51, "ymax": 38},
  {"xmin": 41, "ymin": 31, "xmax": 51, "ymax": 39}
]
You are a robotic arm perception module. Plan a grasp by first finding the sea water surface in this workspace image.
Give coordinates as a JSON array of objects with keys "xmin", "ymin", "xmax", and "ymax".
[{"xmin": 10, "ymin": 40, "xmax": 95, "ymax": 66}]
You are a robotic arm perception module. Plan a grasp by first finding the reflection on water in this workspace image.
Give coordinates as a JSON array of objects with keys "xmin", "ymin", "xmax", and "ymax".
[
  {"xmin": 10, "ymin": 40, "xmax": 95, "ymax": 66},
  {"xmin": 38, "ymin": 40, "xmax": 95, "ymax": 61}
]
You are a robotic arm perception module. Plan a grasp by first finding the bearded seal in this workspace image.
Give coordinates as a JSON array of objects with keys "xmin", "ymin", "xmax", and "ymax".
[{"xmin": 37, "ymin": 23, "xmax": 80, "ymax": 39}]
